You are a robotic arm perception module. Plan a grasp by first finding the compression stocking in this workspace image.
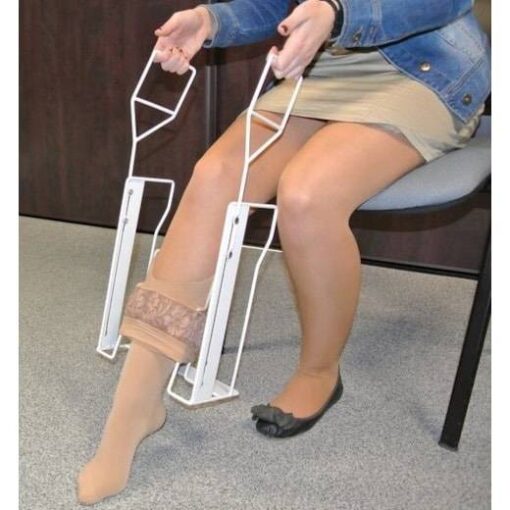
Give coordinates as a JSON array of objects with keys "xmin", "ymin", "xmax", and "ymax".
[{"xmin": 77, "ymin": 262, "xmax": 214, "ymax": 505}]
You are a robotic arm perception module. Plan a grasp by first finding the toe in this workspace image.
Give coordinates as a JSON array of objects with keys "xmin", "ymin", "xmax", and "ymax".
[{"xmin": 76, "ymin": 469, "xmax": 95, "ymax": 505}]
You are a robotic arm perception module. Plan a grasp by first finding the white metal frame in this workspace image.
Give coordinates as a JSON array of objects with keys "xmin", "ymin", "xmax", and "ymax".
[
  {"xmin": 96, "ymin": 48, "xmax": 303, "ymax": 408},
  {"xmin": 96, "ymin": 48, "xmax": 196, "ymax": 360}
]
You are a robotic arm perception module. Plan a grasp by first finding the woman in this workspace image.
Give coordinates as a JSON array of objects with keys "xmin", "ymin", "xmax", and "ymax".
[{"xmin": 77, "ymin": 0, "xmax": 490, "ymax": 504}]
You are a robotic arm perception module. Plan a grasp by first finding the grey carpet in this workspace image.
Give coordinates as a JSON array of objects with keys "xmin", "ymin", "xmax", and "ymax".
[{"xmin": 19, "ymin": 216, "xmax": 490, "ymax": 510}]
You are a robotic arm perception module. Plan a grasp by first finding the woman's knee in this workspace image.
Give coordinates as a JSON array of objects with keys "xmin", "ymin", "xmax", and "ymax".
[
  {"xmin": 189, "ymin": 151, "xmax": 240, "ymax": 198},
  {"xmin": 276, "ymin": 173, "xmax": 354, "ymax": 228}
]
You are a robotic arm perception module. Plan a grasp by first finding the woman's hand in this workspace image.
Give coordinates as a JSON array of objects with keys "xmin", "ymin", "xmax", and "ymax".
[
  {"xmin": 153, "ymin": 6, "xmax": 214, "ymax": 75},
  {"xmin": 270, "ymin": 0, "xmax": 336, "ymax": 80}
]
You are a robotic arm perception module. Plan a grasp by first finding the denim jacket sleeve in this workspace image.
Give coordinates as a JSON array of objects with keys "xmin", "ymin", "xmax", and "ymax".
[
  {"xmin": 201, "ymin": 1, "xmax": 291, "ymax": 48},
  {"xmin": 331, "ymin": 0, "xmax": 475, "ymax": 47},
  {"xmin": 202, "ymin": 1, "xmax": 475, "ymax": 49}
]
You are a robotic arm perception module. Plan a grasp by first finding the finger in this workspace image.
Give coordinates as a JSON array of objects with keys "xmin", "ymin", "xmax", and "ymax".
[
  {"xmin": 268, "ymin": 45, "xmax": 280, "ymax": 66},
  {"xmin": 160, "ymin": 49, "xmax": 179, "ymax": 72},
  {"xmin": 275, "ymin": 51, "xmax": 302, "ymax": 77},
  {"xmin": 272, "ymin": 67, "xmax": 283, "ymax": 80},
  {"xmin": 283, "ymin": 57, "xmax": 303, "ymax": 77},
  {"xmin": 154, "ymin": 47, "xmax": 168, "ymax": 63},
  {"xmin": 154, "ymin": 37, "xmax": 166, "ymax": 55},
  {"xmin": 174, "ymin": 54, "xmax": 188, "ymax": 74},
  {"xmin": 176, "ymin": 57, "xmax": 190, "ymax": 75},
  {"xmin": 286, "ymin": 65, "xmax": 304, "ymax": 80},
  {"xmin": 162, "ymin": 50, "xmax": 186, "ymax": 73},
  {"xmin": 270, "ymin": 52, "xmax": 284, "ymax": 79},
  {"xmin": 155, "ymin": 15, "xmax": 177, "ymax": 37},
  {"xmin": 279, "ymin": 62, "xmax": 302, "ymax": 80},
  {"xmin": 277, "ymin": 7, "xmax": 308, "ymax": 36},
  {"xmin": 174, "ymin": 47, "xmax": 190, "ymax": 74},
  {"xmin": 272, "ymin": 33, "xmax": 303, "ymax": 72},
  {"xmin": 268, "ymin": 45, "xmax": 279, "ymax": 58},
  {"xmin": 156, "ymin": 46, "xmax": 174, "ymax": 65},
  {"xmin": 175, "ymin": 46, "xmax": 190, "ymax": 60}
]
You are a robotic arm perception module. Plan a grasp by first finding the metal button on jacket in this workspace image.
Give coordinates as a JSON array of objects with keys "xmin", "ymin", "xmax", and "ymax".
[
  {"xmin": 462, "ymin": 94, "xmax": 473, "ymax": 105},
  {"xmin": 352, "ymin": 32, "xmax": 362, "ymax": 44},
  {"xmin": 420, "ymin": 62, "xmax": 431, "ymax": 72}
]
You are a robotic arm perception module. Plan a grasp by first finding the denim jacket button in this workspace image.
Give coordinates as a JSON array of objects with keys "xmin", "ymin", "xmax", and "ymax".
[
  {"xmin": 462, "ymin": 94, "xmax": 473, "ymax": 105},
  {"xmin": 420, "ymin": 62, "xmax": 431, "ymax": 72},
  {"xmin": 352, "ymin": 32, "xmax": 362, "ymax": 44}
]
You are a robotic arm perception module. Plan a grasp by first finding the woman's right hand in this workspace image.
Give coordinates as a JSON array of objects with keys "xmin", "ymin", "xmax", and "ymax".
[{"xmin": 154, "ymin": 6, "xmax": 214, "ymax": 75}]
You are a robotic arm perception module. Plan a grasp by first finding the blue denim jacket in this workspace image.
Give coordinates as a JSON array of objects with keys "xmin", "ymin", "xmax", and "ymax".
[{"xmin": 201, "ymin": 0, "xmax": 490, "ymax": 123}]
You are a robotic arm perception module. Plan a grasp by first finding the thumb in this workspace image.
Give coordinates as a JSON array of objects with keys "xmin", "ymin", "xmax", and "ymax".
[
  {"xmin": 277, "ymin": 8, "xmax": 308, "ymax": 36},
  {"xmin": 155, "ymin": 15, "xmax": 177, "ymax": 37}
]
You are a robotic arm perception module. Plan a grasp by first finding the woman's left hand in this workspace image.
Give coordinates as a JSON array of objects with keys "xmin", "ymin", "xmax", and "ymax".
[{"xmin": 270, "ymin": 0, "xmax": 336, "ymax": 80}]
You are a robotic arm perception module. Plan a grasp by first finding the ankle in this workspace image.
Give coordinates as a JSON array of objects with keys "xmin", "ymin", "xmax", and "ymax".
[
  {"xmin": 296, "ymin": 362, "xmax": 340, "ymax": 379},
  {"xmin": 108, "ymin": 396, "xmax": 164, "ymax": 428}
]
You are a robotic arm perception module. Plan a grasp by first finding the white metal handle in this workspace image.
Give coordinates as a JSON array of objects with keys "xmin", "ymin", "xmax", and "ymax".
[
  {"xmin": 235, "ymin": 51, "xmax": 303, "ymax": 206},
  {"xmin": 132, "ymin": 48, "xmax": 197, "ymax": 122},
  {"xmin": 127, "ymin": 48, "xmax": 197, "ymax": 177}
]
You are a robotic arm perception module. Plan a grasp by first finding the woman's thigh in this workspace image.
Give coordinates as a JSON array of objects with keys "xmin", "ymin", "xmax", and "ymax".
[
  {"xmin": 190, "ymin": 110, "xmax": 327, "ymax": 204},
  {"xmin": 276, "ymin": 121, "xmax": 426, "ymax": 220}
]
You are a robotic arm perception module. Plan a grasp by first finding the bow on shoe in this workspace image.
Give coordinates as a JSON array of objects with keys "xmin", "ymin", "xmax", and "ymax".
[{"xmin": 250, "ymin": 404, "xmax": 297, "ymax": 430}]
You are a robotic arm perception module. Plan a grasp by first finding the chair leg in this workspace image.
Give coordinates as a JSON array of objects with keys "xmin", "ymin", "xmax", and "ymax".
[{"xmin": 439, "ymin": 232, "xmax": 491, "ymax": 450}]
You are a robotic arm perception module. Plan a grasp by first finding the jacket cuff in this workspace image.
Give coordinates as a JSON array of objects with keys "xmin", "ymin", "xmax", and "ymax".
[
  {"xmin": 327, "ymin": 0, "xmax": 374, "ymax": 48},
  {"xmin": 199, "ymin": 5, "xmax": 219, "ymax": 48},
  {"xmin": 199, "ymin": 3, "xmax": 238, "ymax": 48}
]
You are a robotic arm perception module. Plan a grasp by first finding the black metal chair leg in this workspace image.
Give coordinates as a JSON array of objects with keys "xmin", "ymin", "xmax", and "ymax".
[{"xmin": 439, "ymin": 232, "xmax": 491, "ymax": 450}]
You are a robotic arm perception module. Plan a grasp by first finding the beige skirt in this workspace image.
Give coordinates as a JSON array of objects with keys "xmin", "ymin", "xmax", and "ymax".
[{"xmin": 248, "ymin": 47, "xmax": 484, "ymax": 162}]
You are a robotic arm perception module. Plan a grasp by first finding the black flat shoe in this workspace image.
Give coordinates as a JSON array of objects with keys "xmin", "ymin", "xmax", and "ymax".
[{"xmin": 250, "ymin": 371, "xmax": 343, "ymax": 438}]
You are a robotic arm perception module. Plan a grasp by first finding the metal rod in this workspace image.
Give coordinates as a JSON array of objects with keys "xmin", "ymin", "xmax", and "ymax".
[
  {"xmin": 439, "ymin": 230, "xmax": 491, "ymax": 450},
  {"xmin": 135, "ymin": 97, "xmax": 175, "ymax": 115}
]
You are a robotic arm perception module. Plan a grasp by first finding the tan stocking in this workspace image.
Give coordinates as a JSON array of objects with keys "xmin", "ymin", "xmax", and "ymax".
[
  {"xmin": 262, "ymin": 122, "xmax": 423, "ymax": 420},
  {"xmin": 76, "ymin": 253, "xmax": 214, "ymax": 505},
  {"xmin": 119, "ymin": 251, "xmax": 214, "ymax": 364}
]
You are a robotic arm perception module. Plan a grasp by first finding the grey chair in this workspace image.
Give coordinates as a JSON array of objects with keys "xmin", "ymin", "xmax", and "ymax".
[
  {"xmin": 359, "ymin": 115, "xmax": 491, "ymax": 450},
  {"xmin": 356, "ymin": 0, "xmax": 492, "ymax": 451}
]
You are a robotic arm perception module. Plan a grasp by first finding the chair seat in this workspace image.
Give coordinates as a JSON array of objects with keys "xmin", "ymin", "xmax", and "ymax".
[{"xmin": 359, "ymin": 116, "xmax": 491, "ymax": 212}]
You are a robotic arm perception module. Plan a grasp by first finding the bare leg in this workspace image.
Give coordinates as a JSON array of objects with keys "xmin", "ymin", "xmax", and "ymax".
[
  {"xmin": 76, "ymin": 111, "xmax": 326, "ymax": 504},
  {"xmin": 266, "ymin": 122, "xmax": 425, "ymax": 418}
]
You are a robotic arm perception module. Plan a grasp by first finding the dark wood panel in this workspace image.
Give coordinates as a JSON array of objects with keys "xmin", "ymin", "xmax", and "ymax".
[
  {"xmin": 20, "ymin": 0, "xmax": 208, "ymax": 231},
  {"xmin": 216, "ymin": 40, "xmax": 282, "ymax": 133}
]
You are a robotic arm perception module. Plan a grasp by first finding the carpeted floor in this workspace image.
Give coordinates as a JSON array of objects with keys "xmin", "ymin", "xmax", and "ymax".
[{"xmin": 19, "ymin": 216, "xmax": 490, "ymax": 510}]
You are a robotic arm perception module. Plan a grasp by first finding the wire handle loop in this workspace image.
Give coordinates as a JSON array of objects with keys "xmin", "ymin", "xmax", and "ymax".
[
  {"xmin": 235, "ymin": 51, "xmax": 303, "ymax": 208},
  {"xmin": 127, "ymin": 48, "xmax": 197, "ymax": 177}
]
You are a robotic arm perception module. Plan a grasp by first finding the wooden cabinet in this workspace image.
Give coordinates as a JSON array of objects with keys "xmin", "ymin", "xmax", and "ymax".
[{"xmin": 21, "ymin": 1, "xmax": 214, "ymax": 231}]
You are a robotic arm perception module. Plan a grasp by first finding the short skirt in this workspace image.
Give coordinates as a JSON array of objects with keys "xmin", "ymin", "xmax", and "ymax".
[{"xmin": 247, "ymin": 47, "xmax": 484, "ymax": 162}]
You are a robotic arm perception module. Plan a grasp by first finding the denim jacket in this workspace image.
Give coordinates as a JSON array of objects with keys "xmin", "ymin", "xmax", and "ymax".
[{"xmin": 201, "ymin": 0, "xmax": 490, "ymax": 123}]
